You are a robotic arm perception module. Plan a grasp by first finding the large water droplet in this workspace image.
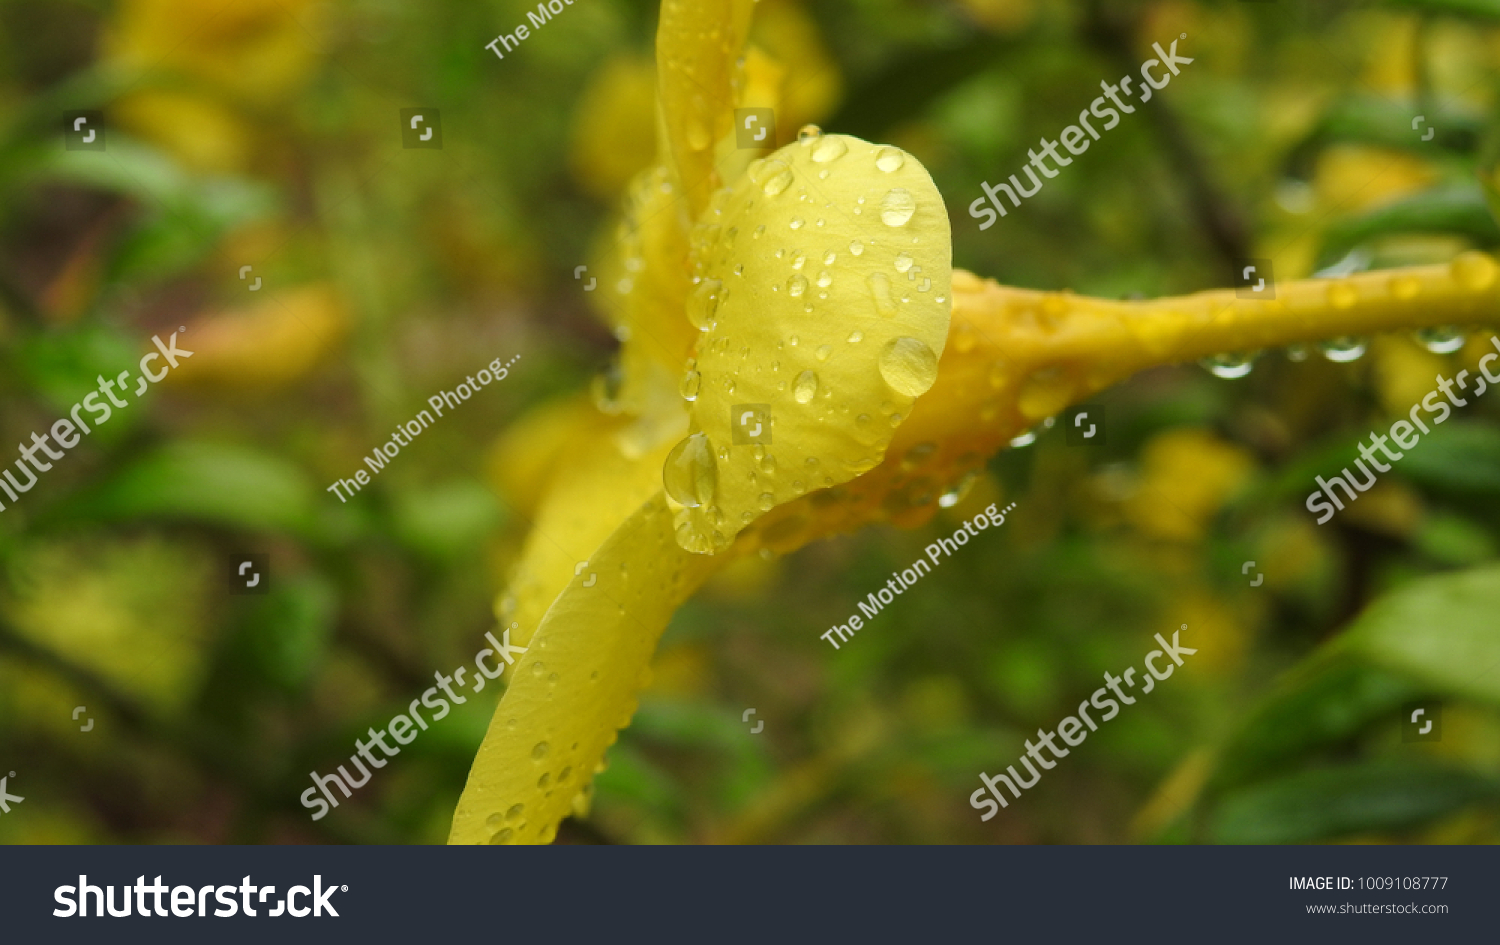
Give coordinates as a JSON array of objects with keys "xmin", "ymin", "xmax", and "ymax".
[
  {"xmin": 1200, "ymin": 351, "xmax": 1258, "ymax": 379},
  {"xmin": 811, "ymin": 136, "xmax": 847, "ymax": 163},
  {"xmin": 878, "ymin": 337, "xmax": 939, "ymax": 396},
  {"xmin": 752, "ymin": 159, "xmax": 794, "ymax": 196},
  {"xmin": 875, "ymin": 147, "xmax": 905, "ymax": 173},
  {"xmin": 1320, "ymin": 336, "xmax": 1368, "ymax": 362},
  {"xmin": 688, "ymin": 278, "xmax": 722, "ymax": 331},
  {"xmin": 680, "ymin": 370, "xmax": 701, "ymax": 401},
  {"xmin": 793, "ymin": 370, "xmax": 819, "ymax": 404},
  {"xmin": 868, "ymin": 272, "xmax": 896, "ymax": 317},
  {"xmin": 663, "ymin": 434, "xmax": 718, "ymax": 508},
  {"xmin": 880, "ymin": 188, "xmax": 916, "ymax": 227},
  {"xmin": 816, "ymin": 270, "xmax": 833, "ymax": 289},
  {"xmin": 1416, "ymin": 326, "xmax": 1466, "ymax": 354},
  {"xmin": 788, "ymin": 274, "xmax": 808, "ymax": 298}
]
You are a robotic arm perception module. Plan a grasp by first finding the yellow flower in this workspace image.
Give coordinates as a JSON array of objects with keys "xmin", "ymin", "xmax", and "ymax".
[{"xmin": 450, "ymin": 0, "xmax": 1500, "ymax": 845}]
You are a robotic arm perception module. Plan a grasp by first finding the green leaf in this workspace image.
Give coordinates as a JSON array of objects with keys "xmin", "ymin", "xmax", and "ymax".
[
  {"xmin": 1210, "ymin": 657, "xmax": 1420, "ymax": 790},
  {"xmin": 1395, "ymin": 422, "xmax": 1500, "ymax": 496},
  {"xmin": 1210, "ymin": 760, "xmax": 1500, "ymax": 843},
  {"xmin": 1315, "ymin": 185, "xmax": 1500, "ymax": 271},
  {"xmin": 1341, "ymin": 564, "xmax": 1500, "ymax": 704},
  {"xmin": 237, "ymin": 574, "xmax": 338, "ymax": 690},
  {"xmin": 60, "ymin": 440, "xmax": 323, "ymax": 538}
]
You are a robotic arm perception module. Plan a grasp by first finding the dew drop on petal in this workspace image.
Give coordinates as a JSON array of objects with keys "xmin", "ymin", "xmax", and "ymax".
[
  {"xmin": 878, "ymin": 337, "xmax": 939, "ymax": 396},
  {"xmin": 680, "ymin": 370, "xmax": 701, "ymax": 401},
  {"xmin": 849, "ymin": 240, "xmax": 864, "ymax": 256},
  {"xmin": 688, "ymin": 278, "xmax": 722, "ymax": 331},
  {"xmin": 793, "ymin": 370, "xmax": 819, "ymax": 404},
  {"xmin": 894, "ymin": 252, "xmax": 914, "ymax": 273},
  {"xmin": 875, "ymin": 147, "xmax": 906, "ymax": 173},
  {"xmin": 811, "ymin": 136, "xmax": 847, "ymax": 163},
  {"xmin": 788, "ymin": 274, "xmax": 808, "ymax": 298},
  {"xmin": 663, "ymin": 433, "xmax": 718, "ymax": 508},
  {"xmin": 880, "ymin": 188, "xmax": 917, "ymax": 227}
]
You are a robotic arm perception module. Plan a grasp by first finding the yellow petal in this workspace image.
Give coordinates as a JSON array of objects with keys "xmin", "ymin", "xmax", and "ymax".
[
  {"xmin": 668, "ymin": 134, "xmax": 951, "ymax": 553},
  {"xmin": 655, "ymin": 0, "xmax": 757, "ymax": 217},
  {"xmin": 449, "ymin": 494, "xmax": 729, "ymax": 844}
]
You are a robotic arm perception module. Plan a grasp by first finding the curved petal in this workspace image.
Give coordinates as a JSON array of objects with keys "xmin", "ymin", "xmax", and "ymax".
[{"xmin": 669, "ymin": 134, "xmax": 951, "ymax": 553}]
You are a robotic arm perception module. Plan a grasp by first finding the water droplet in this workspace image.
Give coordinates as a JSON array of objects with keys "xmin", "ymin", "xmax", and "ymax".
[
  {"xmin": 663, "ymin": 433, "xmax": 718, "ymax": 508},
  {"xmin": 753, "ymin": 225, "xmax": 765, "ymax": 239},
  {"xmin": 758, "ymin": 492, "xmax": 775, "ymax": 511},
  {"xmin": 1199, "ymin": 351, "xmax": 1258, "ymax": 378},
  {"xmin": 816, "ymin": 344, "xmax": 832, "ymax": 361},
  {"xmin": 880, "ymin": 189, "xmax": 916, "ymax": 227},
  {"xmin": 1451, "ymin": 251, "xmax": 1498, "ymax": 291},
  {"xmin": 538, "ymin": 773, "xmax": 551, "ymax": 789},
  {"xmin": 489, "ymin": 828, "xmax": 513, "ymax": 844},
  {"xmin": 816, "ymin": 270, "xmax": 833, "ymax": 289},
  {"xmin": 507, "ymin": 803, "xmax": 524, "ymax": 820},
  {"xmin": 531, "ymin": 741, "xmax": 549, "ymax": 760},
  {"xmin": 791, "ymin": 254, "xmax": 806, "ymax": 270},
  {"xmin": 849, "ymin": 240, "xmax": 864, "ymax": 256},
  {"xmin": 875, "ymin": 147, "xmax": 906, "ymax": 173},
  {"xmin": 1416, "ymin": 326, "xmax": 1466, "ymax": 354},
  {"xmin": 878, "ymin": 337, "xmax": 939, "ymax": 396},
  {"xmin": 788, "ymin": 274, "xmax": 808, "ymax": 298},
  {"xmin": 847, "ymin": 330, "xmax": 863, "ymax": 343},
  {"xmin": 688, "ymin": 278, "xmax": 722, "ymax": 331},
  {"xmin": 1319, "ymin": 336, "xmax": 1368, "ymax": 362},
  {"xmin": 531, "ymin": 661, "xmax": 546, "ymax": 678},
  {"xmin": 1009, "ymin": 430, "xmax": 1037, "ymax": 448},
  {"xmin": 790, "ymin": 217, "xmax": 805, "ymax": 230},
  {"xmin": 794, "ymin": 370, "xmax": 819, "ymax": 403},
  {"xmin": 798, "ymin": 124, "xmax": 822, "ymax": 142},
  {"xmin": 811, "ymin": 136, "xmax": 847, "ymax": 163},
  {"xmin": 938, "ymin": 471, "xmax": 979, "ymax": 508},
  {"xmin": 868, "ymin": 272, "xmax": 896, "ymax": 317},
  {"xmin": 894, "ymin": 252, "xmax": 914, "ymax": 273},
  {"xmin": 823, "ymin": 251, "xmax": 837, "ymax": 265},
  {"xmin": 680, "ymin": 370, "xmax": 701, "ymax": 401},
  {"xmin": 1326, "ymin": 281, "xmax": 1358, "ymax": 310},
  {"xmin": 752, "ymin": 160, "xmax": 794, "ymax": 196}
]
